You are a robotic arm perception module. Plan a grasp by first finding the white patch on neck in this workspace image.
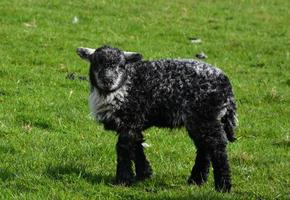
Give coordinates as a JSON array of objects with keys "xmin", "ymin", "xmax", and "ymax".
[{"xmin": 89, "ymin": 84, "xmax": 128, "ymax": 122}]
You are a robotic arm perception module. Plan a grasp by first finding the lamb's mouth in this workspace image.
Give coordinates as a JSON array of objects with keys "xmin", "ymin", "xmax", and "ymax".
[{"xmin": 95, "ymin": 73, "xmax": 127, "ymax": 93}]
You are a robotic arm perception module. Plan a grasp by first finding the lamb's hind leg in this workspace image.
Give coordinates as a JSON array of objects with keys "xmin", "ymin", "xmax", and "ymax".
[
  {"xmin": 133, "ymin": 132, "xmax": 153, "ymax": 181},
  {"xmin": 201, "ymin": 121, "xmax": 231, "ymax": 192},
  {"xmin": 187, "ymin": 121, "xmax": 231, "ymax": 192},
  {"xmin": 187, "ymin": 127, "xmax": 211, "ymax": 186}
]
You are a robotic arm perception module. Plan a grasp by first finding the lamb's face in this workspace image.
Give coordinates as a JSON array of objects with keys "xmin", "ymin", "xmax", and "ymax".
[
  {"xmin": 89, "ymin": 46, "xmax": 126, "ymax": 92},
  {"xmin": 77, "ymin": 45, "xmax": 142, "ymax": 92}
]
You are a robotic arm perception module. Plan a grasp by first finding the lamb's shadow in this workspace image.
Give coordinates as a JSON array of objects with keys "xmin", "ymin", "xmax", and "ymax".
[
  {"xmin": 0, "ymin": 168, "xmax": 16, "ymax": 181},
  {"xmin": 45, "ymin": 164, "xmax": 114, "ymax": 185},
  {"xmin": 272, "ymin": 140, "xmax": 290, "ymax": 148},
  {"xmin": 45, "ymin": 165, "xmax": 244, "ymax": 199}
]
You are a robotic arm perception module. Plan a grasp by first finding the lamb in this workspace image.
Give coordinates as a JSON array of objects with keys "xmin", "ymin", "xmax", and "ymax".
[{"xmin": 76, "ymin": 45, "xmax": 237, "ymax": 192}]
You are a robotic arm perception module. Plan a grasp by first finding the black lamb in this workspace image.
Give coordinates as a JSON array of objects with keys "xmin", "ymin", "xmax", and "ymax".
[{"xmin": 76, "ymin": 45, "xmax": 237, "ymax": 192}]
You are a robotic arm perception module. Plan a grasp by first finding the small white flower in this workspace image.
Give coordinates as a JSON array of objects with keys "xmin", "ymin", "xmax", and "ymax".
[
  {"xmin": 142, "ymin": 142, "xmax": 151, "ymax": 148},
  {"xmin": 72, "ymin": 16, "xmax": 79, "ymax": 24}
]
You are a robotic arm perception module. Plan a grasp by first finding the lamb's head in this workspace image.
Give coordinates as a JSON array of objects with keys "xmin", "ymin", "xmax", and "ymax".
[{"xmin": 77, "ymin": 45, "xmax": 142, "ymax": 92}]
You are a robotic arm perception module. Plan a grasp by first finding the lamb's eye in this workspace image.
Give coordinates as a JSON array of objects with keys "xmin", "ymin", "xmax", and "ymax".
[
  {"xmin": 90, "ymin": 63, "xmax": 101, "ymax": 72},
  {"xmin": 97, "ymin": 57, "xmax": 105, "ymax": 65}
]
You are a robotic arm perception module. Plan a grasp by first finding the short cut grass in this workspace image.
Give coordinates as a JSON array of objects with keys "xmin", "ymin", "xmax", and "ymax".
[{"xmin": 0, "ymin": 0, "xmax": 289, "ymax": 199}]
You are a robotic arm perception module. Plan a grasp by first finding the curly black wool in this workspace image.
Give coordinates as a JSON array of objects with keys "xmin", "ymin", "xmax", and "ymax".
[{"xmin": 77, "ymin": 45, "xmax": 237, "ymax": 192}]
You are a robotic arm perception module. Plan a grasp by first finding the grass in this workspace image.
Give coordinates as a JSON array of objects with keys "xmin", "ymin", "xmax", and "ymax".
[{"xmin": 0, "ymin": 0, "xmax": 289, "ymax": 199}]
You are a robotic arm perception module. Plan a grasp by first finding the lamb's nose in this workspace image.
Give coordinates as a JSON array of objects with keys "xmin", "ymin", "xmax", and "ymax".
[
  {"xmin": 76, "ymin": 48, "xmax": 82, "ymax": 53},
  {"xmin": 76, "ymin": 47, "xmax": 86, "ymax": 57}
]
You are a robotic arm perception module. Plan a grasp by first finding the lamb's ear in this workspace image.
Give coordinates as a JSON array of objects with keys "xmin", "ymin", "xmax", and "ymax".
[
  {"xmin": 76, "ymin": 47, "xmax": 95, "ymax": 62},
  {"xmin": 124, "ymin": 51, "xmax": 143, "ymax": 63}
]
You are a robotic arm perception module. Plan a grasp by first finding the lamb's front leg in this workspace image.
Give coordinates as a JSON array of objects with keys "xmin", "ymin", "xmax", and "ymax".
[
  {"xmin": 116, "ymin": 131, "xmax": 135, "ymax": 186},
  {"xmin": 134, "ymin": 132, "xmax": 153, "ymax": 181}
]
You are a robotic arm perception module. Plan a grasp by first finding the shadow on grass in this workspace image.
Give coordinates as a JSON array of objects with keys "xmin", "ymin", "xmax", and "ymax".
[
  {"xmin": 16, "ymin": 114, "xmax": 54, "ymax": 131},
  {"xmin": 45, "ymin": 163, "xmax": 114, "ymax": 185},
  {"xmin": 0, "ymin": 168, "xmax": 16, "ymax": 181},
  {"xmin": 272, "ymin": 140, "xmax": 290, "ymax": 148},
  {"xmin": 45, "ymin": 163, "xmax": 247, "ymax": 200},
  {"xmin": 0, "ymin": 144, "xmax": 16, "ymax": 154},
  {"xmin": 44, "ymin": 165, "xmax": 245, "ymax": 199},
  {"xmin": 117, "ymin": 192, "xmax": 235, "ymax": 200}
]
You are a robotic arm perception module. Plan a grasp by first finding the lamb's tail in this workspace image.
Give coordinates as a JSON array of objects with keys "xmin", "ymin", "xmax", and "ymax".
[{"xmin": 222, "ymin": 96, "xmax": 238, "ymax": 142}]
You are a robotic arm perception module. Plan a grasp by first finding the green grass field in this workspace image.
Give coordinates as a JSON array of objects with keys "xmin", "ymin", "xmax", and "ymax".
[{"xmin": 0, "ymin": 0, "xmax": 289, "ymax": 199}]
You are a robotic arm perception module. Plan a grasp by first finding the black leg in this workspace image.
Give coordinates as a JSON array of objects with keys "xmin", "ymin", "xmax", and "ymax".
[
  {"xmin": 133, "ymin": 134, "xmax": 153, "ymax": 180},
  {"xmin": 210, "ymin": 143, "xmax": 231, "ymax": 192},
  {"xmin": 188, "ymin": 147, "xmax": 210, "ymax": 185},
  {"xmin": 205, "ymin": 121, "xmax": 231, "ymax": 192},
  {"xmin": 187, "ymin": 127, "xmax": 210, "ymax": 186},
  {"xmin": 115, "ymin": 132, "xmax": 135, "ymax": 186},
  {"xmin": 187, "ymin": 121, "xmax": 232, "ymax": 192}
]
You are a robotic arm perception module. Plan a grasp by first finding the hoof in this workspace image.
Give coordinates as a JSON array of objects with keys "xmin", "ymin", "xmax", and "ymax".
[
  {"xmin": 215, "ymin": 179, "xmax": 231, "ymax": 193},
  {"xmin": 115, "ymin": 172, "xmax": 135, "ymax": 186},
  {"xmin": 115, "ymin": 177, "xmax": 134, "ymax": 186},
  {"xmin": 136, "ymin": 169, "xmax": 153, "ymax": 181},
  {"xmin": 187, "ymin": 171, "xmax": 208, "ymax": 186}
]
